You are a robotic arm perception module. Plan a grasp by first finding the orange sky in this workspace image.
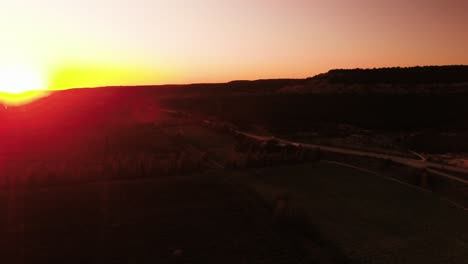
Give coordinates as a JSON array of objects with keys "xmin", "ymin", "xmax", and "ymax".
[{"xmin": 0, "ymin": 0, "xmax": 467, "ymax": 94}]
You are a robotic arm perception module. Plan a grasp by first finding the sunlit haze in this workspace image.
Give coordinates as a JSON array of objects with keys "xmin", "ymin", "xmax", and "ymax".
[{"xmin": 0, "ymin": 0, "xmax": 467, "ymax": 104}]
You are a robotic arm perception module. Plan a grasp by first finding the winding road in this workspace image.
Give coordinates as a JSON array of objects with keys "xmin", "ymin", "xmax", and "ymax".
[
  {"xmin": 239, "ymin": 131, "xmax": 468, "ymax": 185},
  {"xmin": 161, "ymin": 109, "xmax": 468, "ymax": 185}
]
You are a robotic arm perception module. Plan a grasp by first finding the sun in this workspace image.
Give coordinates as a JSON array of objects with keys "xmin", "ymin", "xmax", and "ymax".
[
  {"xmin": 0, "ymin": 64, "xmax": 45, "ymax": 94},
  {"xmin": 0, "ymin": 64, "xmax": 48, "ymax": 106}
]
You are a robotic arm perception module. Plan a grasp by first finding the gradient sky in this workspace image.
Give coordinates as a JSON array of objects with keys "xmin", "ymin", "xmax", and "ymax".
[{"xmin": 0, "ymin": 0, "xmax": 467, "ymax": 90}]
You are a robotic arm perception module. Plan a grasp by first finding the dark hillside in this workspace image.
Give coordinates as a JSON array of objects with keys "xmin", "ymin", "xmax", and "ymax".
[
  {"xmin": 324, "ymin": 66, "xmax": 468, "ymax": 84},
  {"xmin": 4, "ymin": 65, "xmax": 467, "ymax": 153}
]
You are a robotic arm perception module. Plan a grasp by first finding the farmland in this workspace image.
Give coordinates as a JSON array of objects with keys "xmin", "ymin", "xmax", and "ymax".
[
  {"xmin": 0, "ymin": 174, "xmax": 306, "ymax": 263},
  {"xmin": 231, "ymin": 162, "xmax": 468, "ymax": 264},
  {"xmin": 0, "ymin": 109, "xmax": 317, "ymax": 263}
]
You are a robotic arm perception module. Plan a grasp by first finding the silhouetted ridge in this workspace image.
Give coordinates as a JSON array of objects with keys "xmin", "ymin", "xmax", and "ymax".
[{"xmin": 322, "ymin": 65, "xmax": 468, "ymax": 84}]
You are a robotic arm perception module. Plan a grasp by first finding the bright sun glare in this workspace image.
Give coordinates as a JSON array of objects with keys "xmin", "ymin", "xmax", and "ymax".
[
  {"xmin": 0, "ymin": 64, "xmax": 47, "ymax": 106},
  {"xmin": 0, "ymin": 64, "xmax": 45, "ymax": 94}
]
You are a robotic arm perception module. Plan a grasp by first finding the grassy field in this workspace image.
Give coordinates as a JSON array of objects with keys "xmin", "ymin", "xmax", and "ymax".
[
  {"xmin": 162, "ymin": 124, "xmax": 238, "ymax": 165},
  {"xmin": 231, "ymin": 162, "xmax": 468, "ymax": 264},
  {"xmin": 0, "ymin": 111, "xmax": 309, "ymax": 263},
  {"xmin": 0, "ymin": 174, "xmax": 306, "ymax": 264}
]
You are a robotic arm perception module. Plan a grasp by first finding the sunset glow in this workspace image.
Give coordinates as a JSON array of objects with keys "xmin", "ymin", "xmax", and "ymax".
[
  {"xmin": 0, "ymin": 64, "xmax": 47, "ymax": 105},
  {"xmin": 0, "ymin": 0, "xmax": 467, "ymax": 105}
]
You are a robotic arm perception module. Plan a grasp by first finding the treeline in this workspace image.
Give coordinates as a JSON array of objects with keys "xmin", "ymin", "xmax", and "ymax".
[{"xmin": 323, "ymin": 66, "xmax": 468, "ymax": 84}]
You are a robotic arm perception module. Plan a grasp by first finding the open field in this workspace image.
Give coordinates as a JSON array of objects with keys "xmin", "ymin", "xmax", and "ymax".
[
  {"xmin": 0, "ymin": 174, "xmax": 306, "ymax": 264},
  {"xmin": 0, "ymin": 110, "xmax": 314, "ymax": 263},
  {"xmin": 161, "ymin": 124, "xmax": 238, "ymax": 166},
  {"xmin": 231, "ymin": 162, "xmax": 468, "ymax": 264}
]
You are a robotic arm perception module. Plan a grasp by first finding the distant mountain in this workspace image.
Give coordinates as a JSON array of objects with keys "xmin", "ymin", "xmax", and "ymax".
[{"xmin": 279, "ymin": 65, "xmax": 468, "ymax": 94}]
